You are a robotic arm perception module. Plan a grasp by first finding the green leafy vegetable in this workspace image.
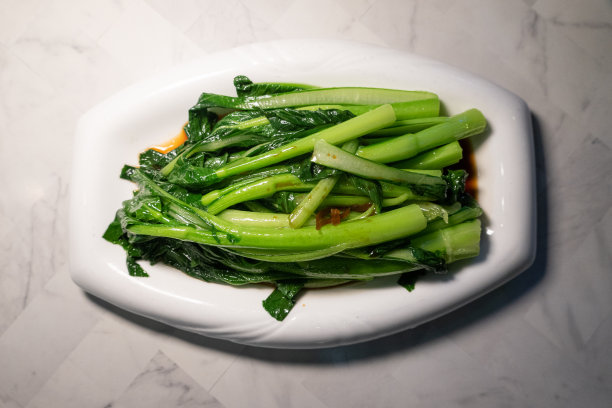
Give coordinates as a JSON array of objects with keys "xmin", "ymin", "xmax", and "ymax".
[{"xmin": 103, "ymin": 75, "xmax": 488, "ymax": 321}]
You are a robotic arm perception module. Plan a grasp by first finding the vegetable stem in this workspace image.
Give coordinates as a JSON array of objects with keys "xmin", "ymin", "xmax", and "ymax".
[
  {"xmin": 410, "ymin": 219, "xmax": 482, "ymax": 263},
  {"xmin": 390, "ymin": 141, "xmax": 463, "ymax": 170},
  {"xmin": 366, "ymin": 117, "xmax": 449, "ymax": 137},
  {"xmin": 205, "ymin": 174, "xmax": 306, "ymax": 215},
  {"xmin": 311, "ymin": 139, "xmax": 447, "ymax": 198},
  {"xmin": 209, "ymin": 104, "xmax": 397, "ymax": 184},
  {"xmin": 128, "ymin": 203, "xmax": 427, "ymax": 251},
  {"xmin": 355, "ymin": 109, "xmax": 486, "ymax": 163},
  {"xmin": 235, "ymin": 87, "xmax": 438, "ymax": 109}
]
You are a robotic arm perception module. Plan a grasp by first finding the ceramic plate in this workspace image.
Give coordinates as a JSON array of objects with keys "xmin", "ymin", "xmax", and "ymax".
[{"xmin": 70, "ymin": 39, "xmax": 536, "ymax": 348}]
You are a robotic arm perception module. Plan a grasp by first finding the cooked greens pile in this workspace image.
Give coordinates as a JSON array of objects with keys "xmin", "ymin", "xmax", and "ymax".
[{"xmin": 104, "ymin": 76, "xmax": 486, "ymax": 321}]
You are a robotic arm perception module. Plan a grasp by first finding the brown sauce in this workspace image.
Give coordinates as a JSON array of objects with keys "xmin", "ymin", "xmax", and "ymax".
[{"xmin": 451, "ymin": 139, "xmax": 478, "ymax": 200}]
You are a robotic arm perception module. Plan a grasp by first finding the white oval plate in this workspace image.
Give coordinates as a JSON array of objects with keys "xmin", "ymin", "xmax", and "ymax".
[{"xmin": 70, "ymin": 39, "xmax": 536, "ymax": 348}]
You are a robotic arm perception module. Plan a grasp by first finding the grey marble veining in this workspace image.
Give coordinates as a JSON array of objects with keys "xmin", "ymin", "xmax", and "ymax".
[{"xmin": 1, "ymin": 0, "xmax": 611, "ymax": 407}]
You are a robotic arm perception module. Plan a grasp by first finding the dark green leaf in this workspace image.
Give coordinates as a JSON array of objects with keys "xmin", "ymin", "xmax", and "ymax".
[
  {"xmin": 131, "ymin": 238, "xmax": 295, "ymax": 285},
  {"xmin": 265, "ymin": 108, "xmax": 355, "ymax": 131},
  {"xmin": 288, "ymin": 156, "xmax": 340, "ymax": 182},
  {"xmin": 120, "ymin": 164, "xmax": 137, "ymax": 181},
  {"xmin": 139, "ymin": 149, "xmax": 177, "ymax": 170},
  {"xmin": 127, "ymin": 256, "xmax": 149, "ymax": 277},
  {"xmin": 166, "ymin": 163, "xmax": 218, "ymax": 189},
  {"xmin": 409, "ymin": 247, "xmax": 447, "ymax": 273},
  {"xmin": 397, "ymin": 271, "xmax": 424, "ymax": 292},
  {"xmin": 184, "ymin": 108, "xmax": 217, "ymax": 143},
  {"xmin": 263, "ymin": 192, "xmax": 300, "ymax": 213},
  {"xmin": 262, "ymin": 280, "xmax": 305, "ymax": 321},
  {"xmin": 102, "ymin": 217, "xmax": 124, "ymax": 244},
  {"xmin": 442, "ymin": 169, "xmax": 468, "ymax": 204}
]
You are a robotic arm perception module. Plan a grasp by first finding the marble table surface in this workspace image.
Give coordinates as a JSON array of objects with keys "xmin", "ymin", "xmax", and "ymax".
[{"xmin": 1, "ymin": 0, "xmax": 611, "ymax": 407}]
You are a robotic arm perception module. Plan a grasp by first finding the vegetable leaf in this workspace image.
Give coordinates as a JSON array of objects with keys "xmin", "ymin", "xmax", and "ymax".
[
  {"xmin": 262, "ymin": 280, "xmax": 305, "ymax": 321},
  {"xmin": 185, "ymin": 108, "xmax": 217, "ymax": 144},
  {"xmin": 442, "ymin": 169, "xmax": 468, "ymax": 204},
  {"xmin": 265, "ymin": 108, "xmax": 355, "ymax": 131},
  {"xmin": 397, "ymin": 270, "xmax": 425, "ymax": 292},
  {"xmin": 127, "ymin": 257, "xmax": 149, "ymax": 277}
]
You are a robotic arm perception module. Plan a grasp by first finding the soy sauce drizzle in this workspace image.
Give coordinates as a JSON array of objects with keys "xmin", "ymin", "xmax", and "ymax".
[{"xmin": 451, "ymin": 139, "xmax": 478, "ymax": 200}]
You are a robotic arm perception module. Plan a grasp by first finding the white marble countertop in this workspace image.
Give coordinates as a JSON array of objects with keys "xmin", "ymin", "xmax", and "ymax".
[{"xmin": 1, "ymin": 0, "xmax": 611, "ymax": 407}]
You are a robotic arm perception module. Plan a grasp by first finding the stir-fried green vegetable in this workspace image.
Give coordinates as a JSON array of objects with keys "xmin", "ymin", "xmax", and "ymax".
[{"xmin": 104, "ymin": 76, "xmax": 487, "ymax": 321}]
